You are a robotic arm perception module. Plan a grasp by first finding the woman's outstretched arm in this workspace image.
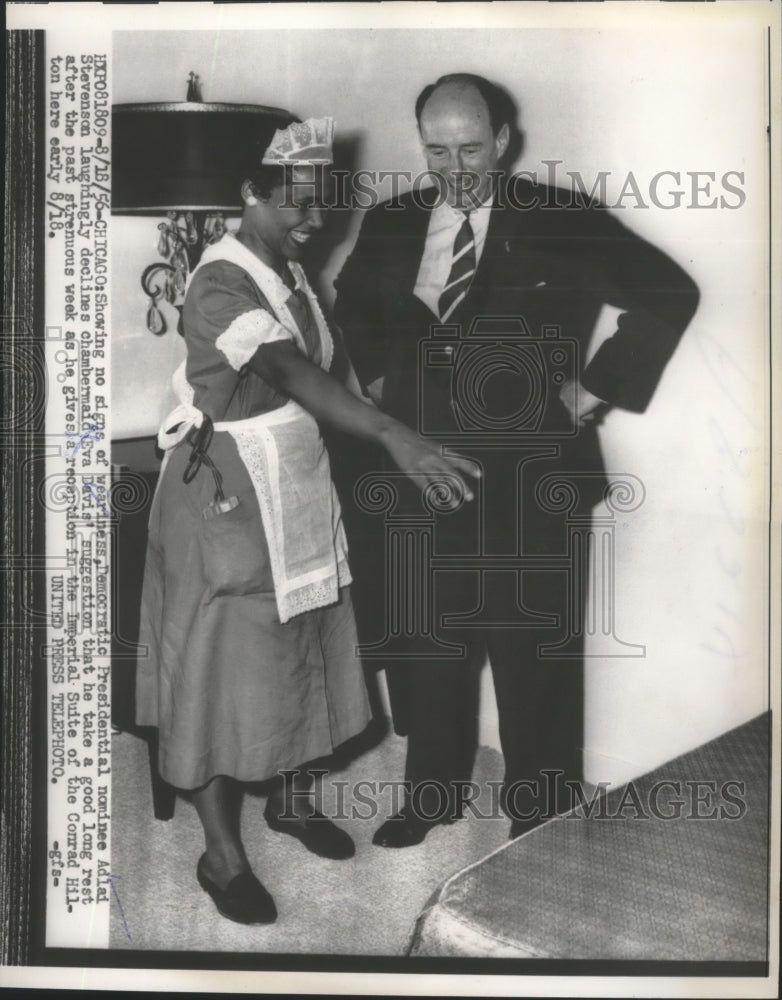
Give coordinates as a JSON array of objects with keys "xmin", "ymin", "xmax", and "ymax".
[{"xmin": 247, "ymin": 341, "xmax": 479, "ymax": 501}]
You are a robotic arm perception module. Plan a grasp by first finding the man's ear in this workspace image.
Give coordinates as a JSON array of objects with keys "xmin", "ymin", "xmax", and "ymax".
[{"xmin": 495, "ymin": 123, "xmax": 510, "ymax": 160}]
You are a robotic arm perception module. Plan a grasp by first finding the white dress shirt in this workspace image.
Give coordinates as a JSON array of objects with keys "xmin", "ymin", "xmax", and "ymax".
[{"xmin": 414, "ymin": 199, "xmax": 492, "ymax": 317}]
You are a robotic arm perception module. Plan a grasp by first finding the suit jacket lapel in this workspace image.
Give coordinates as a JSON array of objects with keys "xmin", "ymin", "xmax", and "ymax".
[
  {"xmin": 388, "ymin": 189, "xmax": 435, "ymax": 297},
  {"xmin": 379, "ymin": 189, "xmax": 439, "ymax": 323}
]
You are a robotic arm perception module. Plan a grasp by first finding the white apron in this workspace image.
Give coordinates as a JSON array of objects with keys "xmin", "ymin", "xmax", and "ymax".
[{"xmin": 157, "ymin": 235, "xmax": 352, "ymax": 624}]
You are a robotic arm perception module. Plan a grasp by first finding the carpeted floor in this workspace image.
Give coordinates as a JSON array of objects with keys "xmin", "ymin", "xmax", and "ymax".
[{"xmin": 109, "ymin": 725, "xmax": 510, "ymax": 954}]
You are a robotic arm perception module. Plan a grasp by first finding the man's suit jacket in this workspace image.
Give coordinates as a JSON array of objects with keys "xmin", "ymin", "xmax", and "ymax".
[{"xmin": 333, "ymin": 177, "xmax": 700, "ymax": 528}]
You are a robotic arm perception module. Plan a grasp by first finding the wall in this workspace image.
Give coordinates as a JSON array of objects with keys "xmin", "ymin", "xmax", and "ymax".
[{"xmin": 111, "ymin": 20, "xmax": 769, "ymax": 784}]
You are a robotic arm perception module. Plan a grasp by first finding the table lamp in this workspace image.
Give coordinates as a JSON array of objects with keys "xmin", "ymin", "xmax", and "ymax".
[{"xmin": 111, "ymin": 72, "xmax": 294, "ymax": 334}]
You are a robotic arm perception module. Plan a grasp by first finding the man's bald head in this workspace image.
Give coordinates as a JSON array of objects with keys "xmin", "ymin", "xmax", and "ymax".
[
  {"xmin": 418, "ymin": 81, "xmax": 493, "ymax": 142},
  {"xmin": 415, "ymin": 73, "xmax": 513, "ymax": 139}
]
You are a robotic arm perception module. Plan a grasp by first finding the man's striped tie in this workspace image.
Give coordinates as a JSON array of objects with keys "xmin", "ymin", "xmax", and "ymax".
[{"xmin": 438, "ymin": 211, "xmax": 476, "ymax": 322}]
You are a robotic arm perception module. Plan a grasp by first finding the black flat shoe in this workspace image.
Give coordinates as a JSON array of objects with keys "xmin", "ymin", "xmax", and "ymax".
[
  {"xmin": 372, "ymin": 801, "xmax": 465, "ymax": 848},
  {"xmin": 196, "ymin": 854, "xmax": 277, "ymax": 924},
  {"xmin": 372, "ymin": 811, "xmax": 438, "ymax": 849},
  {"xmin": 264, "ymin": 802, "xmax": 355, "ymax": 860}
]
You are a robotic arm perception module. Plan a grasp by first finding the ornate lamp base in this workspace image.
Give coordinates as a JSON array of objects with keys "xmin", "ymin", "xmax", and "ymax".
[{"xmin": 142, "ymin": 210, "xmax": 226, "ymax": 335}]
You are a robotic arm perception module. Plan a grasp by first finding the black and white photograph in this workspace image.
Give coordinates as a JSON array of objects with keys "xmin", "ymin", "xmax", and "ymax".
[{"xmin": 2, "ymin": 1, "xmax": 780, "ymax": 995}]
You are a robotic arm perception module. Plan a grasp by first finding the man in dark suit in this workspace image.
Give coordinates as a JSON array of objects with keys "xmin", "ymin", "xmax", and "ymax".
[{"xmin": 333, "ymin": 73, "xmax": 699, "ymax": 847}]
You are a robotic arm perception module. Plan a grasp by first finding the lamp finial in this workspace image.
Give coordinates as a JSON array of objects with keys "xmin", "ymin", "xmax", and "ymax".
[{"xmin": 186, "ymin": 72, "xmax": 203, "ymax": 103}]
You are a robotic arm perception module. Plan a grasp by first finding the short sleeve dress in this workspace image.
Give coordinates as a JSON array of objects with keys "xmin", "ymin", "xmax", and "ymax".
[{"xmin": 136, "ymin": 234, "xmax": 371, "ymax": 791}]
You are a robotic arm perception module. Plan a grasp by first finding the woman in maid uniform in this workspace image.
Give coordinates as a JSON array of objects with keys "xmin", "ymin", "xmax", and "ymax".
[{"xmin": 136, "ymin": 115, "xmax": 478, "ymax": 924}]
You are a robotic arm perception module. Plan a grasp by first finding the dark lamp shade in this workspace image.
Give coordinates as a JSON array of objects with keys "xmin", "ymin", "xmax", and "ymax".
[{"xmin": 111, "ymin": 102, "xmax": 295, "ymax": 214}]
